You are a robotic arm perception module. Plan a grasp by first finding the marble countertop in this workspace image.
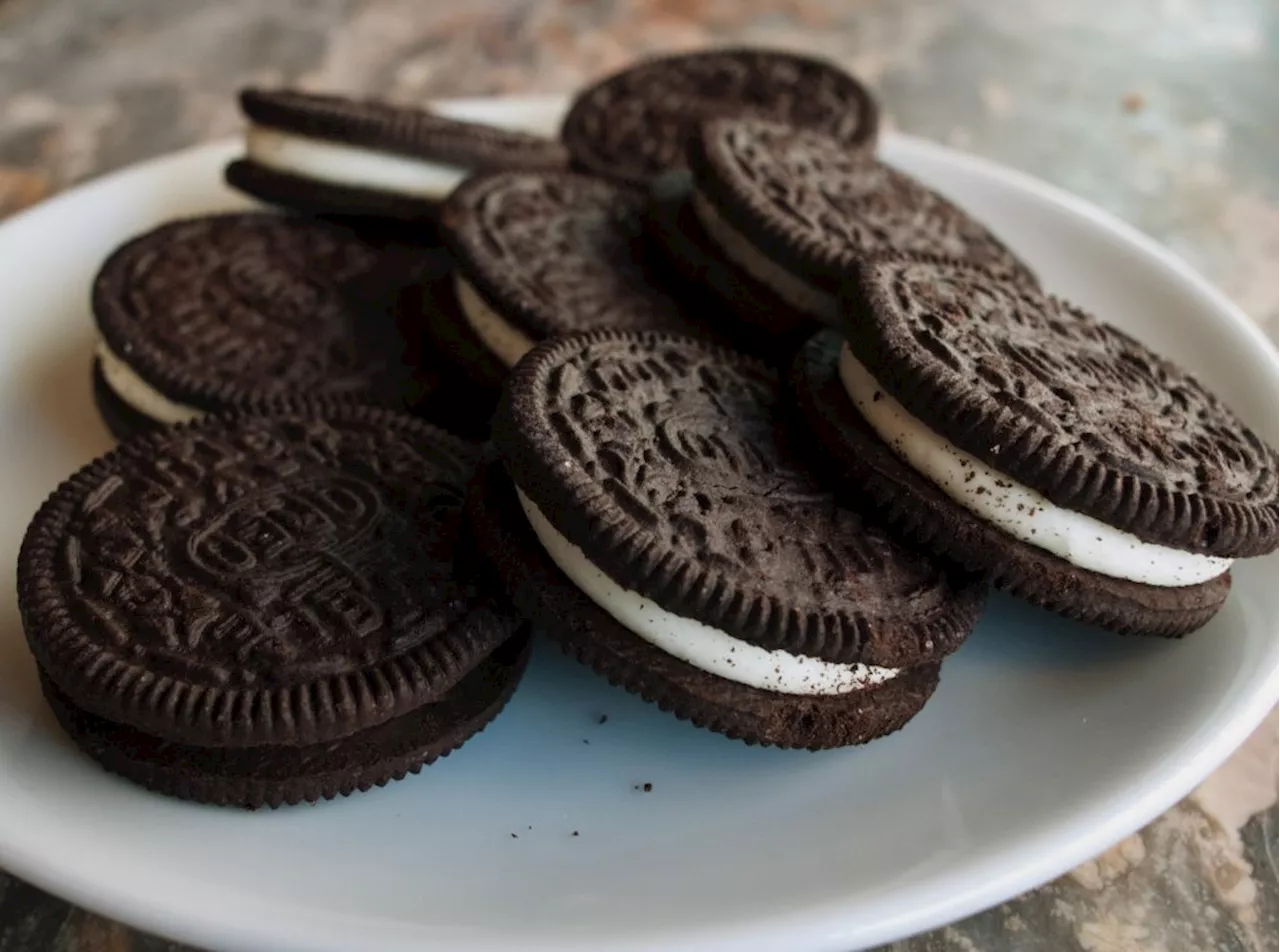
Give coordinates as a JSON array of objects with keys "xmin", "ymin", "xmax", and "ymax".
[{"xmin": 0, "ymin": 1, "xmax": 1275, "ymax": 949}]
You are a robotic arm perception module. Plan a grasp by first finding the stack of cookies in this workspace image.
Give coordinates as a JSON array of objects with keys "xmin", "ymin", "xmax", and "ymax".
[{"xmin": 18, "ymin": 47, "xmax": 1278, "ymax": 809}]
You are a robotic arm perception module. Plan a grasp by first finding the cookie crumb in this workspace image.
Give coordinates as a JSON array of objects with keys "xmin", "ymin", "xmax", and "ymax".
[
  {"xmin": 643, "ymin": 782, "xmax": 653, "ymax": 793},
  {"xmin": 597, "ymin": 714, "xmax": 609, "ymax": 725},
  {"xmin": 511, "ymin": 833, "xmax": 518, "ymax": 839},
  {"xmin": 572, "ymin": 831, "xmax": 580, "ymax": 837}
]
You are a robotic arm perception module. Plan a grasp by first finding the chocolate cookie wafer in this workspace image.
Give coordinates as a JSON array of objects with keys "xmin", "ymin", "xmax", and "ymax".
[
  {"xmin": 789, "ymin": 253, "xmax": 1278, "ymax": 635},
  {"xmin": 468, "ymin": 330, "xmax": 986, "ymax": 749},
  {"xmin": 561, "ymin": 48, "xmax": 879, "ymax": 187},
  {"xmin": 227, "ymin": 88, "xmax": 567, "ymax": 222},
  {"xmin": 18, "ymin": 405, "xmax": 529, "ymax": 807}
]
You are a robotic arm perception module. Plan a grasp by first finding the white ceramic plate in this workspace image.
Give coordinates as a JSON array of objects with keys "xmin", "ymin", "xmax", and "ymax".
[{"xmin": 0, "ymin": 96, "xmax": 1274, "ymax": 952}]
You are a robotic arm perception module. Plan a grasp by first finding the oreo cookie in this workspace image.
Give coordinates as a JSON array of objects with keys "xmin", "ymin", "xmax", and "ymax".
[
  {"xmin": 437, "ymin": 171, "xmax": 757, "ymax": 379},
  {"xmin": 411, "ymin": 264, "xmax": 511, "ymax": 395},
  {"xmin": 227, "ymin": 88, "xmax": 567, "ymax": 222},
  {"xmin": 468, "ymin": 330, "xmax": 986, "ymax": 749},
  {"xmin": 91, "ymin": 213, "xmax": 484, "ymax": 439},
  {"xmin": 18, "ymin": 405, "xmax": 529, "ymax": 807},
  {"xmin": 561, "ymin": 48, "xmax": 879, "ymax": 187},
  {"xmin": 664, "ymin": 117, "xmax": 1035, "ymax": 331},
  {"xmin": 789, "ymin": 253, "xmax": 1279, "ymax": 636},
  {"xmin": 645, "ymin": 169, "xmax": 814, "ymax": 342}
]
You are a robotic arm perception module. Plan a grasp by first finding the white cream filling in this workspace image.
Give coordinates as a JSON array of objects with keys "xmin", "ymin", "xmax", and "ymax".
[
  {"xmin": 517, "ymin": 487, "xmax": 900, "ymax": 695},
  {"xmin": 96, "ymin": 339, "xmax": 202, "ymax": 425},
  {"xmin": 454, "ymin": 275, "xmax": 536, "ymax": 368},
  {"xmin": 690, "ymin": 187, "xmax": 837, "ymax": 322},
  {"xmin": 246, "ymin": 124, "xmax": 468, "ymax": 199},
  {"xmin": 837, "ymin": 344, "xmax": 1231, "ymax": 587}
]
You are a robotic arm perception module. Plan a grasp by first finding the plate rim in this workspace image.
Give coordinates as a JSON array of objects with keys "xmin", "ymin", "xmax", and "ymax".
[{"xmin": 0, "ymin": 93, "xmax": 1274, "ymax": 952}]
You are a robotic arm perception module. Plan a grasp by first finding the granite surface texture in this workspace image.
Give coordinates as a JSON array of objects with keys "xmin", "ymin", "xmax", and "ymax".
[{"xmin": 0, "ymin": 1, "xmax": 1276, "ymax": 950}]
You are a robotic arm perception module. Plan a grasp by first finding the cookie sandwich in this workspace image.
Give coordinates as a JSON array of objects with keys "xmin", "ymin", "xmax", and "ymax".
[
  {"xmin": 436, "ymin": 170, "xmax": 749, "ymax": 391},
  {"xmin": 18, "ymin": 405, "xmax": 529, "ymax": 807},
  {"xmin": 91, "ymin": 213, "xmax": 461, "ymax": 439},
  {"xmin": 561, "ymin": 48, "xmax": 879, "ymax": 188},
  {"xmin": 227, "ymin": 88, "xmax": 567, "ymax": 222},
  {"xmin": 649, "ymin": 117, "xmax": 1034, "ymax": 337},
  {"xmin": 791, "ymin": 253, "xmax": 1279, "ymax": 635},
  {"xmin": 468, "ymin": 330, "xmax": 986, "ymax": 749}
]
